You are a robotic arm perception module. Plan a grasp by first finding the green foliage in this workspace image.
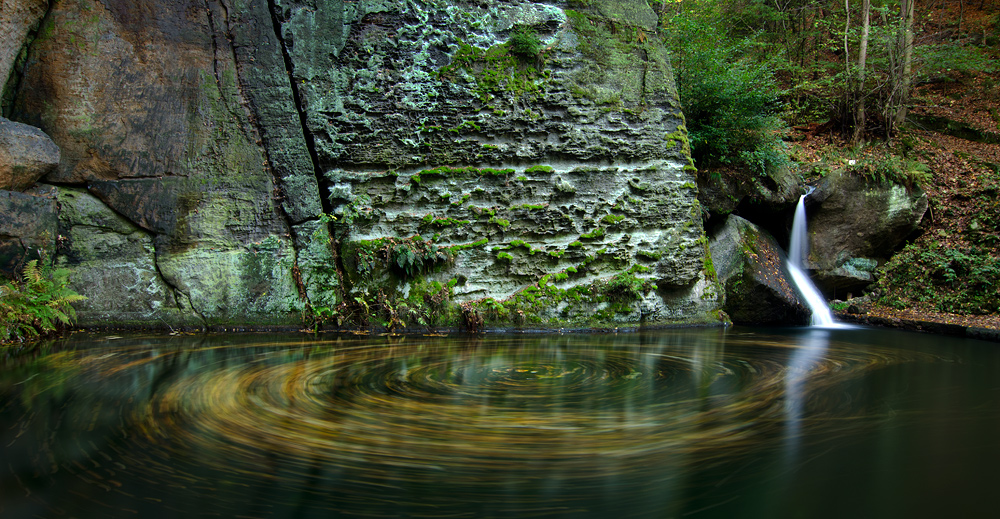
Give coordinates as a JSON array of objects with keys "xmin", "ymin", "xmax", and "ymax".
[
  {"xmin": 916, "ymin": 43, "xmax": 998, "ymax": 81},
  {"xmin": 875, "ymin": 243, "xmax": 1000, "ymax": 314},
  {"xmin": 524, "ymin": 165, "xmax": 554, "ymax": 174},
  {"xmin": 1, "ymin": 260, "xmax": 86, "ymax": 342},
  {"xmin": 603, "ymin": 272, "xmax": 656, "ymax": 302},
  {"xmin": 437, "ymin": 33, "xmax": 549, "ymax": 102},
  {"xmin": 347, "ymin": 237, "xmax": 449, "ymax": 281},
  {"xmin": 662, "ymin": 7, "xmax": 790, "ymax": 176},
  {"xmin": 508, "ymin": 26, "xmax": 542, "ymax": 60},
  {"xmin": 845, "ymin": 149, "xmax": 932, "ymax": 187}
]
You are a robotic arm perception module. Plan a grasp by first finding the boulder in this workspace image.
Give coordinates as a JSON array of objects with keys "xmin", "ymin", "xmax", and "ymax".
[
  {"xmin": 0, "ymin": 185, "xmax": 57, "ymax": 276},
  {"xmin": 698, "ymin": 162, "xmax": 805, "ymax": 218},
  {"xmin": 0, "ymin": 117, "xmax": 60, "ymax": 191},
  {"xmin": 808, "ymin": 170, "xmax": 928, "ymax": 294},
  {"xmin": 4, "ymin": 0, "xmax": 724, "ymax": 329},
  {"xmin": 709, "ymin": 215, "xmax": 810, "ymax": 325}
]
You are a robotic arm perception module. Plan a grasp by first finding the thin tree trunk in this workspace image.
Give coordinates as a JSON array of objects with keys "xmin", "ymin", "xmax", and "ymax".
[
  {"xmin": 844, "ymin": 0, "xmax": 852, "ymax": 131},
  {"xmin": 894, "ymin": 0, "xmax": 915, "ymax": 129},
  {"xmin": 852, "ymin": 0, "xmax": 870, "ymax": 145},
  {"xmin": 958, "ymin": 0, "xmax": 965, "ymax": 38}
]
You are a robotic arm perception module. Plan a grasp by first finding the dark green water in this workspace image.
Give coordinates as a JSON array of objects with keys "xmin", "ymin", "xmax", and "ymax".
[{"xmin": 1, "ymin": 327, "xmax": 997, "ymax": 518}]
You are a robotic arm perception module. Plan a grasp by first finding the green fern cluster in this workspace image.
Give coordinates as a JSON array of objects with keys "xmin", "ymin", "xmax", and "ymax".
[{"xmin": 1, "ymin": 260, "xmax": 86, "ymax": 342}]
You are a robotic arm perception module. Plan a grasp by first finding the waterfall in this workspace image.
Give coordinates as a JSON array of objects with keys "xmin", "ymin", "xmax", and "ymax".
[{"xmin": 787, "ymin": 194, "xmax": 837, "ymax": 327}]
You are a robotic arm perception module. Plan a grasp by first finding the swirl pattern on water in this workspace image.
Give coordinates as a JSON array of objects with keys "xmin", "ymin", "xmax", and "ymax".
[{"xmin": 1, "ymin": 330, "xmax": 948, "ymax": 516}]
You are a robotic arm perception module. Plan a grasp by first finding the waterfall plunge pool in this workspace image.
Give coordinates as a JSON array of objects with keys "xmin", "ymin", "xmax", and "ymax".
[{"xmin": 1, "ymin": 327, "xmax": 998, "ymax": 518}]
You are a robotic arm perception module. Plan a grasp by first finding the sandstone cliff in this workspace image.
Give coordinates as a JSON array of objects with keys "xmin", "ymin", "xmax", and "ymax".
[{"xmin": 2, "ymin": 0, "xmax": 723, "ymax": 330}]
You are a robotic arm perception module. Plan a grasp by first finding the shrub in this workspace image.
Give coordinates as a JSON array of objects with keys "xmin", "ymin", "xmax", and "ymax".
[
  {"xmin": 875, "ymin": 244, "xmax": 1000, "ymax": 314},
  {"xmin": 846, "ymin": 150, "xmax": 932, "ymax": 187},
  {"xmin": 1, "ymin": 259, "xmax": 86, "ymax": 342}
]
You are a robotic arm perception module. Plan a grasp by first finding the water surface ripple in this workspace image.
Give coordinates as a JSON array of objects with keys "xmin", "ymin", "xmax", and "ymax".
[{"xmin": 2, "ymin": 328, "xmax": 996, "ymax": 518}]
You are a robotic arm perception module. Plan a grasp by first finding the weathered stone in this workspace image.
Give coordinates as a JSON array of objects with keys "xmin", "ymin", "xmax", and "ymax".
[
  {"xmin": 0, "ymin": 0, "xmax": 48, "ymax": 113},
  {"xmin": 55, "ymin": 187, "xmax": 201, "ymax": 327},
  {"xmin": 302, "ymin": 0, "xmax": 721, "ymax": 327},
  {"xmin": 698, "ymin": 162, "xmax": 805, "ymax": 219},
  {"xmin": 10, "ymin": 0, "xmax": 320, "ymax": 326},
  {"xmin": 0, "ymin": 185, "xmax": 57, "ymax": 276},
  {"xmin": 709, "ymin": 215, "xmax": 810, "ymax": 325},
  {"xmin": 0, "ymin": 116, "xmax": 59, "ymax": 191},
  {"xmin": 808, "ymin": 170, "xmax": 927, "ymax": 293},
  {"xmin": 4, "ymin": 0, "xmax": 723, "ymax": 329}
]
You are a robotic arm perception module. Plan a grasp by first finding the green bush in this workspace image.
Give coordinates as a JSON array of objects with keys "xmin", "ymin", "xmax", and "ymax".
[
  {"xmin": 1, "ymin": 260, "xmax": 86, "ymax": 342},
  {"xmin": 876, "ymin": 243, "xmax": 1000, "ymax": 314},
  {"xmin": 662, "ymin": 9, "xmax": 790, "ymax": 176}
]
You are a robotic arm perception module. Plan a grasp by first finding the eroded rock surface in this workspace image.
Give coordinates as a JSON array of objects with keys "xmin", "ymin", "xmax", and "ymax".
[
  {"xmin": 808, "ymin": 170, "xmax": 927, "ymax": 294},
  {"xmin": 709, "ymin": 215, "xmax": 810, "ymax": 325},
  {"xmin": 3, "ymin": 0, "xmax": 724, "ymax": 329}
]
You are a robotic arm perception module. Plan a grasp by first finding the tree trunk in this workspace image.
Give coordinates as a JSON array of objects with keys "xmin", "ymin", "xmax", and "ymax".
[
  {"xmin": 852, "ymin": 0, "xmax": 870, "ymax": 145},
  {"xmin": 893, "ymin": 0, "xmax": 915, "ymax": 129},
  {"xmin": 844, "ymin": 0, "xmax": 852, "ymax": 132}
]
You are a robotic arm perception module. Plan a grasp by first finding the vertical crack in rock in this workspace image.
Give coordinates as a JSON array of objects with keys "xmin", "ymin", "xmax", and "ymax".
[
  {"xmin": 1, "ymin": 0, "xmax": 54, "ymax": 117},
  {"xmin": 203, "ymin": 0, "xmax": 223, "ymax": 93},
  {"xmin": 265, "ymin": 0, "xmax": 331, "ymax": 216},
  {"xmin": 263, "ymin": 0, "xmax": 348, "ymax": 306},
  {"xmin": 216, "ymin": 0, "xmax": 312, "ymax": 306}
]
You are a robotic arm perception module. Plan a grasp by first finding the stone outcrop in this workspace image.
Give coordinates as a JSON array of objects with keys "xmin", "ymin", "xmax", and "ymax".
[
  {"xmin": 698, "ymin": 163, "xmax": 805, "ymax": 219},
  {"xmin": 709, "ymin": 215, "xmax": 810, "ymax": 325},
  {"xmin": 0, "ymin": 116, "xmax": 59, "ymax": 191},
  {"xmin": 807, "ymin": 170, "xmax": 928, "ymax": 294},
  {"xmin": 3, "ymin": 0, "xmax": 724, "ymax": 329}
]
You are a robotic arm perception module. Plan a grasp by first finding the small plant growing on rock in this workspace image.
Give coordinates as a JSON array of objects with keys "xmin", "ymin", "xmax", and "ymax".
[{"xmin": 508, "ymin": 25, "xmax": 542, "ymax": 60}]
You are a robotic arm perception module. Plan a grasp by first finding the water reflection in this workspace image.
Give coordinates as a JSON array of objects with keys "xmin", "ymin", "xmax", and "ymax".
[
  {"xmin": 782, "ymin": 328, "xmax": 831, "ymax": 461},
  {"xmin": 1, "ymin": 328, "xmax": 998, "ymax": 518}
]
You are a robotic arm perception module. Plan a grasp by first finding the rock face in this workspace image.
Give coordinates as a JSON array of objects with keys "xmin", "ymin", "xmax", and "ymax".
[
  {"xmin": 3, "ymin": 0, "xmax": 723, "ymax": 329},
  {"xmin": 0, "ymin": 116, "xmax": 60, "ymax": 191},
  {"xmin": 0, "ymin": 185, "xmax": 57, "ymax": 276},
  {"xmin": 0, "ymin": 0, "xmax": 48, "ymax": 113},
  {"xmin": 807, "ymin": 170, "xmax": 928, "ymax": 294},
  {"xmin": 709, "ymin": 215, "xmax": 810, "ymax": 325}
]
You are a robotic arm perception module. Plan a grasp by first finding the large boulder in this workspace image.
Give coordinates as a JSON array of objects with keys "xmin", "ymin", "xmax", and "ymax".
[
  {"xmin": 304, "ymin": 0, "xmax": 721, "ymax": 327},
  {"xmin": 709, "ymin": 215, "xmax": 810, "ymax": 325},
  {"xmin": 0, "ymin": 117, "xmax": 59, "ymax": 191},
  {"xmin": 9, "ymin": 0, "xmax": 334, "ymax": 327},
  {"xmin": 808, "ymin": 170, "xmax": 928, "ymax": 294}
]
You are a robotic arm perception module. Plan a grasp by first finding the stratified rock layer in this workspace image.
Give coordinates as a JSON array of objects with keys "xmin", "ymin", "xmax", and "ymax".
[{"xmin": 4, "ymin": 0, "xmax": 722, "ymax": 329}]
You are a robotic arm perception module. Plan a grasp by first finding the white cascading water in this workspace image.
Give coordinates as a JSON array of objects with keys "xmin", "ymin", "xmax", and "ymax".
[{"xmin": 787, "ymin": 194, "xmax": 837, "ymax": 327}]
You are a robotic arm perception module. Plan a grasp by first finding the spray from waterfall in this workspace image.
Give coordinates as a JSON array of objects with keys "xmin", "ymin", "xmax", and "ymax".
[{"xmin": 787, "ymin": 193, "xmax": 837, "ymax": 327}]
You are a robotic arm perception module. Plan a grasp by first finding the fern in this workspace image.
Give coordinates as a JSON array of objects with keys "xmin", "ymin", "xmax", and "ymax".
[{"xmin": 1, "ymin": 259, "xmax": 86, "ymax": 342}]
